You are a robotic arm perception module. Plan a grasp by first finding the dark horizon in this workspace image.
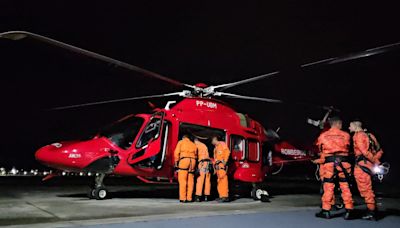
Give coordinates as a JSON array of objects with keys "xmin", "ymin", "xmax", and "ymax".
[{"xmin": 0, "ymin": 1, "xmax": 399, "ymax": 178}]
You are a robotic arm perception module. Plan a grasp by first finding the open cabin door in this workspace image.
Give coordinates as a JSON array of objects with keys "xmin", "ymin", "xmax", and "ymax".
[{"xmin": 128, "ymin": 111, "xmax": 171, "ymax": 175}]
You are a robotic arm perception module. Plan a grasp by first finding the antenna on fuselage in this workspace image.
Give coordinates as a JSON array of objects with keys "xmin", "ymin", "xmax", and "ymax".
[{"xmin": 165, "ymin": 101, "xmax": 177, "ymax": 110}]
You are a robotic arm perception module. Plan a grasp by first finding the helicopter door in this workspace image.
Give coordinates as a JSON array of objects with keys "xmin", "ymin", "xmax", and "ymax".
[
  {"xmin": 247, "ymin": 139, "xmax": 261, "ymax": 163},
  {"xmin": 128, "ymin": 111, "xmax": 169, "ymax": 170}
]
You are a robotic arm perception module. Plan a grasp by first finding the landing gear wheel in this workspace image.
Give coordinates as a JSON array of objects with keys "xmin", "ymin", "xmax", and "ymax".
[
  {"xmin": 87, "ymin": 188, "xmax": 96, "ymax": 199},
  {"xmin": 260, "ymin": 194, "xmax": 270, "ymax": 202},
  {"xmin": 88, "ymin": 173, "xmax": 109, "ymax": 200},
  {"xmin": 251, "ymin": 186, "xmax": 269, "ymax": 202},
  {"xmin": 94, "ymin": 187, "xmax": 108, "ymax": 200}
]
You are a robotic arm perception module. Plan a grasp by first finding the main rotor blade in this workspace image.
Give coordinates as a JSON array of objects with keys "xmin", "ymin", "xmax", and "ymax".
[
  {"xmin": 214, "ymin": 92, "xmax": 283, "ymax": 103},
  {"xmin": 216, "ymin": 92, "xmax": 338, "ymax": 111},
  {"xmin": 300, "ymin": 41, "xmax": 400, "ymax": 67},
  {"xmin": 213, "ymin": 71, "xmax": 280, "ymax": 91},
  {"xmin": 0, "ymin": 31, "xmax": 190, "ymax": 88},
  {"xmin": 51, "ymin": 91, "xmax": 188, "ymax": 110},
  {"xmin": 214, "ymin": 41, "xmax": 400, "ymax": 91}
]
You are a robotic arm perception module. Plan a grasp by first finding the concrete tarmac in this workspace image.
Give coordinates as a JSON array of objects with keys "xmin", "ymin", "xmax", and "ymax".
[{"xmin": 0, "ymin": 176, "xmax": 399, "ymax": 227}]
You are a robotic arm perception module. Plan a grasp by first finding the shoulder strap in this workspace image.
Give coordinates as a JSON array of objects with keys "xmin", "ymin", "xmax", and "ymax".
[{"xmin": 366, "ymin": 132, "xmax": 381, "ymax": 152}]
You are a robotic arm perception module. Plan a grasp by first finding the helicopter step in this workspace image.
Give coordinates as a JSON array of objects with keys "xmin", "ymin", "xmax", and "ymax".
[{"xmin": 88, "ymin": 173, "xmax": 108, "ymax": 200}]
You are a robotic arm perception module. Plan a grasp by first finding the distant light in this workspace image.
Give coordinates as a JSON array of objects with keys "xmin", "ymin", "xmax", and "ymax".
[
  {"xmin": 10, "ymin": 167, "xmax": 18, "ymax": 175},
  {"xmin": 62, "ymin": 172, "xmax": 67, "ymax": 176}
]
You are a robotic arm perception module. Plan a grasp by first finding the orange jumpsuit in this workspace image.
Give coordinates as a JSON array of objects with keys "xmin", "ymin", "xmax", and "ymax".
[
  {"xmin": 316, "ymin": 128, "xmax": 354, "ymax": 211},
  {"xmin": 174, "ymin": 138, "xmax": 197, "ymax": 201},
  {"xmin": 195, "ymin": 141, "xmax": 211, "ymax": 197},
  {"xmin": 314, "ymin": 154, "xmax": 336, "ymax": 207},
  {"xmin": 353, "ymin": 131, "xmax": 383, "ymax": 211},
  {"xmin": 214, "ymin": 141, "xmax": 230, "ymax": 198}
]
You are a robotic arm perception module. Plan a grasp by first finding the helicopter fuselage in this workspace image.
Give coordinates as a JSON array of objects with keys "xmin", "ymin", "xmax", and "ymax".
[{"xmin": 36, "ymin": 97, "xmax": 313, "ymax": 185}]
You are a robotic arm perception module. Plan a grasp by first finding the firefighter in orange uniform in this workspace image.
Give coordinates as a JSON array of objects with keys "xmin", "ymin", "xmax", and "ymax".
[
  {"xmin": 211, "ymin": 135, "xmax": 230, "ymax": 202},
  {"xmin": 349, "ymin": 120, "xmax": 383, "ymax": 220},
  {"xmin": 315, "ymin": 117, "xmax": 354, "ymax": 219},
  {"xmin": 194, "ymin": 137, "xmax": 212, "ymax": 202},
  {"xmin": 312, "ymin": 153, "xmax": 337, "ymax": 209},
  {"xmin": 312, "ymin": 114, "xmax": 337, "ymax": 209},
  {"xmin": 174, "ymin": 135, "xmax": 197, "ymax": 203}
]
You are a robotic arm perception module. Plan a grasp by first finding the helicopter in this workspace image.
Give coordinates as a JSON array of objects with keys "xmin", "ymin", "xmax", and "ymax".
[{"xmin": 0, "ymin": 31, "xmax": 398, "ymax": 201}]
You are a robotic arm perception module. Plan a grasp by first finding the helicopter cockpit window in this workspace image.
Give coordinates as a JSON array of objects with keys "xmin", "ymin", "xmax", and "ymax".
[
  {"xmin": 236, "ymin": 113, "xmax": 249, "ymax": 128},
  {"xmin": 99, "ymin": 116, "xmax": 144, "ymax": 150},
  {"xmin": 136, "ymin": 118, "xmax": 161, "ymax": 148},
  {"xmin": 230, "ymin": 135, "xmax": 245, "ymax": 161}
]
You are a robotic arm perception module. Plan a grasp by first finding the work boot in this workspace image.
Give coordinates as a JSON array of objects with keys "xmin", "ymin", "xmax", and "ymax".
[
  {"xmin": 315, "ymin": 210, "xmax": 331, "ymax": 219},
  {"xmin": 362, "ymin": 210, "xmax": 377, "ymax": 221},
  {"xmin": 179, "ymin": 200, "xmax": 187, "ymax": 203},
  {"xmin": 344, "ymin": 209, "xmax": 355, "ymax": 220},
  {"xmin": 218, "ymin": 197, "xmax": 230, "ymax": 203},
  {"xmin": 204, "ymin": 195, "xmax": 209, "ymax": 202},
  {"xmin": 195, "ymin": 195, "xmax": 201, "ymax": 202}
]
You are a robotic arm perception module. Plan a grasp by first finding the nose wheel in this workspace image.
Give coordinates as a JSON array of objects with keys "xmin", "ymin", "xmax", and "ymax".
[
  {"xmin": 89, "ymin": 187, "xmax": 108, "ymax": 200},
  {"xmin": 88, "ymin": 173, "xmax": 108, "ymax": 200}
]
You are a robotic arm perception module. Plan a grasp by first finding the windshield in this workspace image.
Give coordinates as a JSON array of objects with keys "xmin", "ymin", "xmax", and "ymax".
[
  {"xmin": 99, "ymin": 116, "xmax": 144, "ymax": 149},
  {"xmin": 136, "ymin": 118, "xmax": 161, "ymax": 148}
]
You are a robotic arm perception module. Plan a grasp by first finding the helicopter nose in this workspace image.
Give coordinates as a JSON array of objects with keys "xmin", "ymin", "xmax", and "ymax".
[
  {"xmin": 35, "ymin": 145, "xmax": 53, "ymax": 165},
  {"xmin": 35, "ymin": 139, "xmax": 119, "ymax": 172},
  {"xmin": 35, "ymin": 144, "xmax": 81, "ymax": 171},
  {"xmin": 35, "ymin": 143, "xmax": 74, "ymax": 169}
]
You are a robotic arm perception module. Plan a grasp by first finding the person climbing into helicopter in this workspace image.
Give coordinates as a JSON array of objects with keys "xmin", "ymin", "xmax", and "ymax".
[
  {"xmin": 349, "ymin": 119, "xmax": 384, "ymax": 220},
  {"xmin": 174, "ymin": 134, "xmax": 197, "ymax": 203},
  {"xmin": 211, "ymin": 135, "xmax": 231, "ymax": 203},
  {"xmin": 194, "ymin": 137, "xmax": 212, "ymax": 202},
  {"xmin": 315, "ymin": 116, "xmax": 354, "ymax": 219}
]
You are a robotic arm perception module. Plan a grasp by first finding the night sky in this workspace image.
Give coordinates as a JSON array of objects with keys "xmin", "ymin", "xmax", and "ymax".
[{"xmin": 1, "ymin": 1, "xmax": 399, "ymax": 177}]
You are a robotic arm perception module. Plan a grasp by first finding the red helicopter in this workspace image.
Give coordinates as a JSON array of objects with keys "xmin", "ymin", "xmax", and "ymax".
[{"xmin": 1, "ymin": 31, "xmax": 398, "ymax": 201}]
